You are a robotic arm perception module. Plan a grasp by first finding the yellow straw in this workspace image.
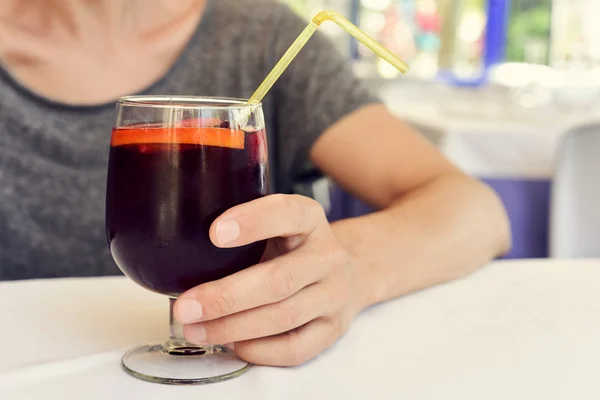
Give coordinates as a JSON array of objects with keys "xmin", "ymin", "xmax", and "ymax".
[{"xmin": 247, "ymin": 10, "xmax": 409, "ymax": 105}]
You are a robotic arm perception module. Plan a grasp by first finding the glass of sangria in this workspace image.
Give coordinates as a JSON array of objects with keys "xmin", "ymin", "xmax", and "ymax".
[{"xmin": 105, "ymin": 96, "xmax": 269, "ymax": 385}]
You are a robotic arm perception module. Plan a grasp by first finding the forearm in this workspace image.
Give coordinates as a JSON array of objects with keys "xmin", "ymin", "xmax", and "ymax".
[{"xmin": 331, "ymin": 173, "xmax": 511, "ymax": 309}]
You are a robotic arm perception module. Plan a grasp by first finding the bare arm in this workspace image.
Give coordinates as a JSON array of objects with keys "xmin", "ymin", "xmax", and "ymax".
[{"xmin": 311, "ymin": 104, "xmax": 511, "ymax": 308}]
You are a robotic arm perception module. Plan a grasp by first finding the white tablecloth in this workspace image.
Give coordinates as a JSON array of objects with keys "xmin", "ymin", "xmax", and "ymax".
[
  {"xmin": 1, "ymin": 259, "xmax": 599, "ymax": 399},
  {"xmin": 381, "ymin": 84, "xmax": 600, "ymax": 179}
]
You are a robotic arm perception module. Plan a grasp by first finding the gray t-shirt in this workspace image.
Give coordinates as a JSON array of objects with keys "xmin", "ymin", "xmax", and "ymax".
[{"xmin": 0, "ymin": 0, "xmax": 379, "ymax": 280}]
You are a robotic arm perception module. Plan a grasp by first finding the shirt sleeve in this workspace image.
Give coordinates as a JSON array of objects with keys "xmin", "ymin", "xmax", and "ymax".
[{"xmin": 268, "ymin": 4, "xmax": 381, "ymax": 195}]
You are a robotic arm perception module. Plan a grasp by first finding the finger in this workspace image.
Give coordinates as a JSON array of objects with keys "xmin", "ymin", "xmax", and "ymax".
[
  {"xmin": 209, "ymin": 194, "xmax": 328, "ymax": 248},
  {"xmin": 184, "ymin": 282, "xmax": 336, "ymax": 345},
  {"xmin": 175, "ymin": 247, "xmax": 330, "ymax": 324},
  {"xmin": 234, "ymin": 317, "xmax": 346, "ymax": 367}
]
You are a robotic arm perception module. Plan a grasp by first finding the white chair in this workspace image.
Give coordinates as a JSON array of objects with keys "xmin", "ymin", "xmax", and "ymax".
[{"xmin": 550, "ymin": 122, "xmax": 600, "ymax": 258}]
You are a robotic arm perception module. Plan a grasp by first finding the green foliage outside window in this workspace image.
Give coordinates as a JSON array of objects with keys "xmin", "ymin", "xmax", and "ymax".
[{"xmin": 506, "ymin": 0, "xmax": 553, "ymax": 64}]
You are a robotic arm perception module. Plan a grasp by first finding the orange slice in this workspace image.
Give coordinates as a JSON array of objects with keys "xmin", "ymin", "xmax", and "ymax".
[{"xmin": 111, "ymin": 127, "xmax": 245, "ymax": 149}]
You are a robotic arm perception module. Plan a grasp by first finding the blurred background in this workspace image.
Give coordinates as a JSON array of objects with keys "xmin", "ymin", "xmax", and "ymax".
[{"xmin": 281, "ymin": 0, "xmax": 600, "ymax": 260}]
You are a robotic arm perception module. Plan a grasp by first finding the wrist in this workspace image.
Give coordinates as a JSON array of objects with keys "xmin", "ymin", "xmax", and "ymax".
[
  {"xmin": 331, "ymin": 218, "xmax": 388, "ymax": 311},
  {"xmin": 338, "ymin": 240, "xmax": 387, "ymax": 313},
  {"xmin": 356, "ymin": 258, "xmax": 387, "ymax": 311}
]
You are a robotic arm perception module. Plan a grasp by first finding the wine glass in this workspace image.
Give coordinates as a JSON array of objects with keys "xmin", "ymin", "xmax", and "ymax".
[{"xmin": 106, "ymin": 96, "xmax": 269, "ymax": 385}]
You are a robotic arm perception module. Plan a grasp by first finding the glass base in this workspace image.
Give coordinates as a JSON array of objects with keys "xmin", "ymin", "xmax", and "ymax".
[{"xmin": 122, "ymin": 343, "xmax": 252, "ymax": 385}]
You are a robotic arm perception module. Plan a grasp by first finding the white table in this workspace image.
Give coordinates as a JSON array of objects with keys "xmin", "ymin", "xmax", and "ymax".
[
  {"xmin": 1, "ymin": 259, "xmax": 599, "ymax": 399},
  {"xmin": 381, "ymin": 86, "xmax": 594, "ymax": 179}
]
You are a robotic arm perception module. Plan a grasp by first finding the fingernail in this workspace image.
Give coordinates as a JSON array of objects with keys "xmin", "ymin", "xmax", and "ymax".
[
  {"xmin": 216, "ymin": 220, "xmax": 240, "ymax": 245},
  {"xmin": 176, "ymin": 298, "xmax": 204, "ymax": 324},
  {"xmin": 186, "ymin": 323, "xmax": 208, "ymax": 344}
]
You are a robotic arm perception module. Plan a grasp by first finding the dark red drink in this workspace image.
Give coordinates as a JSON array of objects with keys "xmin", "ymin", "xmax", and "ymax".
[{"xmin": 106, "ymin": 126, "xmax": 268, "ymax": 296}]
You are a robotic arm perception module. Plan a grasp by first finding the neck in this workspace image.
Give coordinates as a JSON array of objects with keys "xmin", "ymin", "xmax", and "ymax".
[{"xmin": 2, "ymin": 0, "xmax": 205, "ymax": 40}]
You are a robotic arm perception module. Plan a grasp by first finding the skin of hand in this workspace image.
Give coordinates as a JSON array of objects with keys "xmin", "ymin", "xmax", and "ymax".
[{"xmin": 176, "ymin": 193, "xmax": 360, "ymax": 366}]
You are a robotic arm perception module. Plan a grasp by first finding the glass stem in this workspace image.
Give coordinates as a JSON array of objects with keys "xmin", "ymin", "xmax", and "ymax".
[
  {"xmin": 166, "ymin": 297, "xmax": 209, "ymax": 355},
  {"xmin": 168, "ymin": 297, "xmax": 186, "ymax": 345}
]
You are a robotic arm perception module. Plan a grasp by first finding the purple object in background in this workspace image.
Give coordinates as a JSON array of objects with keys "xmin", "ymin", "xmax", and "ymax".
[
  {"xmin": 482, "ymin": 178, "xmax": 551, "ymax": 259},
  {"xmin": 328, "ymin": 178, "xmax": 551, "ymax": 259},
  {"xmin": 327, "ymin": 185, "xmax": 373, "ymax": 223}
]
